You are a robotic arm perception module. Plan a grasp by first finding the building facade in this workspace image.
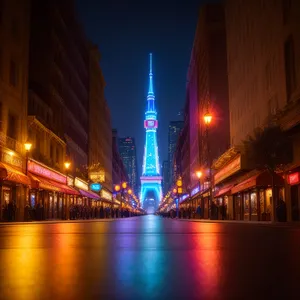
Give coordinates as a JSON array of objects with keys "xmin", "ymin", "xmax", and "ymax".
[
  {"xmin": 88, "ymin": 44, "xmax": 112, "ymax": 193},
  {"xmin": 168, "ymin": 121, "xmax": 184, "ymax": 184},
  {"xmin": 112, "ymin": 130, "xmax": 128, "ymax": 186},
  {"xmin": 118, "ymin": 137, "xmax": 138, "ymax": 194},
  {"xmin": 221, "ymin": 0, "xmax": 300, "ymax": 221},
  {"xmin": 28, "ymin": 0, "xmax": 89, "ymax": 179},
  {"xmin": 162, "ymin": 160, "xmax": 169, "ymax": 196},
  {"xmin": 184, "ymin": 3, "xmax": 230, "ymax": 204},
  {"xmin": 0, "ymin": 0, "xmax": 31, "ymax": 221}
]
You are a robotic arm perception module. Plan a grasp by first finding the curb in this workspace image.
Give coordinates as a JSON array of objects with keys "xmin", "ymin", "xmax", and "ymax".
[
  {"xmin": 0, "ymin": 219, "xmax": 117, "ymax": 226},
  {"xmin": 171, "ymin": 218, "xmax": 300, "ymax": 226}
]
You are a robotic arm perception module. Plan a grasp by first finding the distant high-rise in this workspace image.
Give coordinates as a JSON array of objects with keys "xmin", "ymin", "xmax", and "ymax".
[
  {"xmin": 118, "ymin": 137, "xmax": 138, "ymax": 194},
  {"xmin": 162, "ymin": 160, "xmax": 170, "ymax": 195},
  {"xmin": 168, "ymin": 121, "xmax": 184, "ymax": 183}
]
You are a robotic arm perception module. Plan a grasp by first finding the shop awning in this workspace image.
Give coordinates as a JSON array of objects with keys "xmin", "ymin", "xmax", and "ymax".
[
  {"xmin": 30, "ymin": 174, "xmax": 80, "ymax": 195},
  {"xmin": 78, "ymin": 189, "xmax": 100, "ymax": 200},
  {"xmin": 0, "ymin": 162, "xmax": 30, "ymax": 186},
  {"xmin": 214, "ymin": 185, "xmax": 234, "ymax": 198},
  {"xmin": 231, "ymin": 171, "xmax": 284, "ymax": 194}
]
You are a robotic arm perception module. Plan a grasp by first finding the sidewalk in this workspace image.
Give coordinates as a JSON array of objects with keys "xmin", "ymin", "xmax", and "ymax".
[
  {"xmin": 174, "ymin": 218, "xmax": 300, "ymax": 226},
  {"xmin": 0, "ymin": 218, "xmax": 116, "ymax": 226}
]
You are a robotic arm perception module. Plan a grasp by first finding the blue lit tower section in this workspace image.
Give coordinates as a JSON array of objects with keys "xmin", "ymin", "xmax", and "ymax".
[{"xmin": 140, "ymin": 53, "xmax": 162, "ymax": 212}]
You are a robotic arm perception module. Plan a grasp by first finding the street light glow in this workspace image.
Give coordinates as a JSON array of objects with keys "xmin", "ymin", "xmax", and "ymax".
[
  {"xmin": 24, "ymin": 141, "xmax": 32, "ymax": 151},
  {"xmin": 204, "ymin": 112, "xmax": 212, "ymax": 125},
  {"xmin": 64, "ymin": 161, "xmax": 71, "ymax": 169},
  {"xmin": 196, "ymin": 171, "xmax": 202, "ymax": 179}
]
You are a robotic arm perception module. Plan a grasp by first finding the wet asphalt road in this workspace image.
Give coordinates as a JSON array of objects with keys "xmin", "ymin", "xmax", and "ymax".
[{"xmin": 1, "ymin": 215, "xmax": 300, "ymax": 300}]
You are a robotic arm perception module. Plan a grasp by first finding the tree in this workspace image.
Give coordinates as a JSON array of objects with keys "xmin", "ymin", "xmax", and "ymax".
[{"xmin": 243, "ymin": 125, "xmax": 292, "ymax": 221}]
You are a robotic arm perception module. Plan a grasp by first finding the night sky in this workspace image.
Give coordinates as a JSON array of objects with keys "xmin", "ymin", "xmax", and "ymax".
[{"xmin": 76, "ymin": 0, "xmax": 218, "ymax": 175}]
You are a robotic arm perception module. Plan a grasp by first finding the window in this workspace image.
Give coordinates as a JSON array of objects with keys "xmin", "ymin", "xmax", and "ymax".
[
  {"xmin": 284, "ymin": 36, "xmax": 296, "ymax": 101},
  {"xmin": 7, "ymin": 113, "xmax": 17, "ymax": 139},
  {"xmin": 9, "ymin": 60, "xmax": 18, "ymax": 87}
]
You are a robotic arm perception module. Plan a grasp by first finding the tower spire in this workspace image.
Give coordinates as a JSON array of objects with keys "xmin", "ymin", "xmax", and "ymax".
[{"xmin": 148, "ymin": 53, "xmax": 154, "ymax": 95}]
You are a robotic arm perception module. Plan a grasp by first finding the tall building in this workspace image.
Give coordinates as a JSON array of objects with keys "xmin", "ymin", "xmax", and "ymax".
[
  {"xmin": 118, "ymin": 137, "xmax": 138, "ymax": 194},
  {"xmin": 88, "ymin": 44, "xmax": 112, "ymax": 192},
  {"xmin": 168, "ymin": 121, "xmax": 184, "ymax": 184},
  {"xmin": 112, "ymin": 130, "xmax": 128, "ymax": 185},
  {"xmin": 28, "ymin": 0, "xmax": 89, "ymax": 179},
  {"xmin": 162, "ymin": 160, "xmax": 169, "ymax": 195},
  {"xmin": 222, "ymin": 0, "xmax": 300, "ymax": 221},
  {"xmin": 186, "ymin": 3, "xmax": 230, "ymax": 189},
  {"xmin": 226, "ymin": 0, "xmax": 287, "ymax": 147},
  {"xmin": 0, "ymin": 0, "xmax": 31, "ymax": 221},
  {"xmin": 140, "ymin": 53, "xmax": 162, "ymax": 212}
]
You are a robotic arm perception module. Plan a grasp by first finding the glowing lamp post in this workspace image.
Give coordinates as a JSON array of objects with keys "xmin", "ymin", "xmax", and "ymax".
[
  {"xmin": 203, "ymin": 111, "xmax": 213, "ymax": 219},
  {"xmin": 64, "ymin": 161, "xmax": 71, "ymax": 176},
  {"xmin": 24, "ymin": 141, "xmax": 32, "ymax": 175}
]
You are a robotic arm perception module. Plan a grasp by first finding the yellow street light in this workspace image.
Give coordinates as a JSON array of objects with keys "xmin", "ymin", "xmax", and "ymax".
[
  {"xmin": 64, "ymin": 161, "xmax": 71, "ymax": 169},
  {"xmin": 204, "ymin": 112, "xmax": 212, "ymax": 125},
  {"xmin": 173, "ymin": 188, "xmax": 177, "ymax": 194},
  {"xmin": 115, "ymin": 185, "xmax": 121, "ymax": 192},
  {"xmin": 128, "ymin": 189, "xmax": 132, "ymax": 195},
  {"xmin": 122, "ymin": 182, "xmax": 127, "ymax": 189},
  {"xmin": 196, "ymin": 171, "xmax": 202, "ymax": 179},
  {"xmin": 24, "ymin": 141, "xmax": 32, "ymax": 152}
]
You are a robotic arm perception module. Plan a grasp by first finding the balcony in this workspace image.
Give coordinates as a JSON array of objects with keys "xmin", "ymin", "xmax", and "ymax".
[{"xmin": 0, "ymin": 132, "xmax": 23, "ymax": 153}]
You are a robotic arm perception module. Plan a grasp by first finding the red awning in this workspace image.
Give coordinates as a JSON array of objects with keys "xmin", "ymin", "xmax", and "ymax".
[
  {"xmin": 231, "ymin": 171, "xmax": 284, "ymax": 194},
  {"xmin": 0, "ymin": 162, "xmax": 30, "ymax": 186},
  {"xmin": 78, "ymin": 189, "xmax": 100, "ymax": 200},
  {"xmin": 214, "ymin": 185, "xmax": 234, "ymax": 198},
  {"xmin": 30, "ymin": 174, "xmax": 80, "ymax": 195}
]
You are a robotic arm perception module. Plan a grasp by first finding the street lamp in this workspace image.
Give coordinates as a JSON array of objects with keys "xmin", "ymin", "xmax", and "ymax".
[
  {"xmin": 24, "ymin": 141, "xmax": 32, "ymax": 175},
  {"xmin": 203, "ymin": 111, "xmax": 213, "ymax": 219},
  {"xmin": 204, "ymin": 112, "xmax": 212, "ymax": 126},
  {"xmin": 64, "ymin": 161, "xmax": 71, "ymax": 170},
  {"xmin": 196, "ymin": 171, "xmax": 202, "ymax": 180}
]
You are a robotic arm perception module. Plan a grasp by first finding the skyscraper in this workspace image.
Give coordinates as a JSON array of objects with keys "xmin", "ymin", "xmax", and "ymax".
[
  {"xmin": 140, "ymin": 53, "xmax": 162, "ymax": 212},
  {"xmin": 162, "ymin": 160, "xmax": 170, "ymax": 196},
  {"xmin": 118, "ymin": 137, "xmax": 138, "ymax": 194},
  {"xmin": 168, "ymin": 121, "xmax": 184, "ymax": 184}
]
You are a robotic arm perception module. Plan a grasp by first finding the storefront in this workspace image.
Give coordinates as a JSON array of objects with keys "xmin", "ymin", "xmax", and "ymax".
[
  {"xmin": 213, "ymin": 184, "xmax": 234, "ymax": 220},
  {"xmin": 0, "ymin": 152, "xmax": 30, "ymax": 221},
  {"xmin": 28, "ymin": 159, "xmax": 79, "ymax": 220},
  {"xmin": 231, "ymin": 171, "xmax": 284, "ymax": 221},
  {"xmin": 287, "ymin": 170, "xmax": 300, "ymax": 221}
]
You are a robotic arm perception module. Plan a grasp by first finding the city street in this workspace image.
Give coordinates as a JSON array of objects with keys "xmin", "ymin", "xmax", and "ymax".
[{"xmin": 1, "ymin": 216, "xmax": 300, "ymax": 300}]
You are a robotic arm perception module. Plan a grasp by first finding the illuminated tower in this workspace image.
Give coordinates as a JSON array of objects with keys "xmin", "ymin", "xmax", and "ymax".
[{"xmin": 140, "ymin": 53, "xmax": 162, "ymax": 212}]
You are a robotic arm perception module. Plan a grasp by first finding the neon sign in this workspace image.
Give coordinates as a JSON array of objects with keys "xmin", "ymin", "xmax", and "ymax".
[
  {"xmin": 288, "ymin": 172, "xmax": 300, "ymax": 185},
  {"xmin": 28, "ymin": 160, "xmax": 66, "ymax": 184},
  {"xmin": 101, "ymin": 189, "xmax": 112, "ymax": 201},
  {"xmin": 90, "ymin": 183, "xmax": 102, "ymax": 192},
  {"xmin": 214, "ymin": 155, "xmax": 241, "ymax": 184},
  {"xmin": 191, "ymin": 186, "xmax": 200, "ymax": 197},
  {"xmin": 74, "ymin": 177, "xmax": 88, "ymax": 191}
]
